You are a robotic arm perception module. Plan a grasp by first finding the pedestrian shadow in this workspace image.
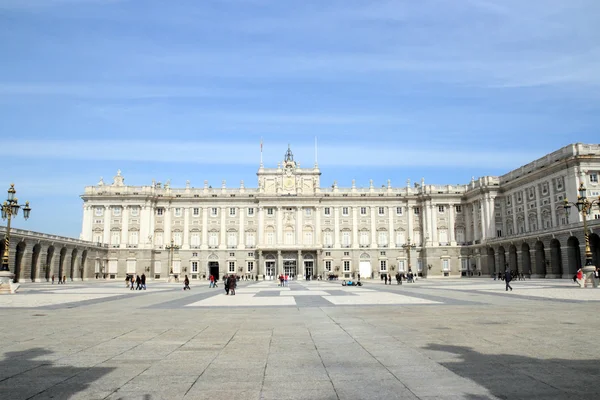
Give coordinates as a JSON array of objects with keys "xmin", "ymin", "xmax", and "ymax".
[
  {"xmin": 0, "ymin": 347, "xmax": 114, "ymax": 399},
  {"xmin": 423, "ymin": 343, "xmax": 600, "ymax": 399}
]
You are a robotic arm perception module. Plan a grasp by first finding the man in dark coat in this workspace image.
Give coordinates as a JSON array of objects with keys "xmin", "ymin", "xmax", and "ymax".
[
  {"xmin": 141, "ymin": 273, "xmax": 146, "ymax": 290},
  {"xmin": 504, "ymin": 269, "xmax": 513, "ymax": 291}
]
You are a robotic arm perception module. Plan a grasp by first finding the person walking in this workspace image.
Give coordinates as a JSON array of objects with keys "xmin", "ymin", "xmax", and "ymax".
[
  {"xmin": 384, "ymin": 274, "xmax": 388, "ymax": 285},
  {"xmin": 575, "ymin": 267, "xmax": 583, "ymax": 287},
  {"xmin": 505, "ymin": 268, "xmax": 513, "ymax": 291},
  {"xmin": 135, "ymin": 275, "xmax": 141, "ymax": 290},
  {"xmin": 209, "ymin": 274, "xmax": 215, "ymax": 288},
  {"xmin": 183, "ymin": 275, "xmax": 190, "ymax": 290},
  {"xmin": 228, "ymin": 274, "xmax": 236, "ymax": 295},
  {"xmin": 224, "ymin": 274, "xmax": 230, "ymax": 295},
  {"xmin": 52, "ymin": 275, "xmax": 55, "ymax": 284},
  {"xmin": 63, "ymin": 275, "xmax": 67, "ymax": 284},
  {"xmin": 141, "ymin": 273, "xmax": 146, "ymax": 290},
  {"xmin": 396, "ymin": 272, "xmax": 402, "ymax": 285}
]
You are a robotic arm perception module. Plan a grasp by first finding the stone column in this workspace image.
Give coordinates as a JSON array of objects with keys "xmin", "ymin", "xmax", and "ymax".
[
  {"xmin": 239, "ymin": 207, "xmax": 245, "ymax": 249},
  {"xmin": 352, "ymin": 206, "xmax": 359, "ymax": 249},
  {"xmin": 388, "ymin": 206, "xmax": 395, "ymax": 248},
  {"xmin": 407, "ymin": 204, "xmax": 414, "ymax": 242},
  {"xmin": 334, "ymin": 207, "xmax": 340, "ymax": 248},
  {"xmin": 296, "ymin": 206, "xmax": 302, "ymax": 246},
  {"xmin": 257, "ymin": 250, "xmax": 263, "ymax": 278},
  {"xmin": 448, "ymin": 204, "xmax": 456, "ymax": 245},
  {"xmin": 298, "ymin": 250, "xmax": 302, "ymax": 279},
  {"xmin": 258, "ymin": 206, "xmax": 265, "ymax": 245},
  {"xmin": 201, "ymin": 207, "xmax": 208, "ymax": 249},
  {"xmin": 183, "ymin": 207, "xmax": 190, "ymax": 249},
  {"xmin": 121, "ymin": 205, "xmax": 129, "ymax": 248},
  {"xmin": 523, "ymin": 190, "xmax": 530, "ymax": 232},
  {"xmin": 511, "ymin": 193, "xmax": 518, "ymax": 234},
  {"xmin": 103, "ymin": 206, "xmax": 111, "ymax": 244},
  {"xmin": 480, "ymin": 198, "xmax": 488, "ymax": 241},
  {"xmin": 430, "ymin": 202, "xmax": 438, "ymax": 245},
  {"xmin": 315, "ymin": 206, "xmax": 321, "ymax": 245},
  {"xmin": 422, "ymin": 202, "xmax": 430, "ymax": 244},
  {"xmin": 549, "ymin": 180, "xmax": 557, "ymax": 227},
  {"xmin": 277, "ymin": 250, "xmax": 282, "ymax": 276},
  {"xmin": 370, "ymin": 206, "xmax": 377, "ymax": 248},
  {"xmin": 534, "ymin": 185, "xmax": 542, "ymax": 230},
  {"xmin": 472, "ymin": 201, "xmax": 479, "ymax": 242},
  {"xmin": 487, "ymin": 196, "xmax": 496, "ymax": 238},
  {"xmin": 276, "ymin": 207, "xmax": 283, "ymax": 245},
  {"xmin": 219, "ymin": 206, "xmax": 226, "ymax": 249},
  {"xmin": 140, "ymin": 205, "xmax": 149, "ymax": 249},
  {"xmin": 164, "ymin": 206, "xmax": 172, "ymax": 245}
]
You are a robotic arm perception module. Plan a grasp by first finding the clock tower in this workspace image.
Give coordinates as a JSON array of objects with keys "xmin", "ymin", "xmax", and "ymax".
[{"xmin": 257, "ymin": 145, "xmax": 321, "ymax": 196}]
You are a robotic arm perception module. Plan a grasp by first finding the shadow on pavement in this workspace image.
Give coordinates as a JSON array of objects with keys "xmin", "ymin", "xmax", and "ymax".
[
  {"xmin": 0, "ymin": 347, "xmax": 114, "ymax": 399},
  {"xmin": 424, "ymin": 343, "xmax": 600, "ymax": 400}
]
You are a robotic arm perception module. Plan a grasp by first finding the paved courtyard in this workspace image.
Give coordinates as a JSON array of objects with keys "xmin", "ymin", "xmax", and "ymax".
[{"xmin": 1, "ymin": 278, "xmax": 600, "ymax": 400}]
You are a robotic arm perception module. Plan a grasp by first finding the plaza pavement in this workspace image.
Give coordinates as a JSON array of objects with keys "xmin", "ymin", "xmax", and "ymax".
[{"xmin": 1, "ymin": 277, "xmax": 599, "ymax": 400}]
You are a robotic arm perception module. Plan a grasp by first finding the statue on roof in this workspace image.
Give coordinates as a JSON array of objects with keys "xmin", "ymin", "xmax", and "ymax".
[{"xmin": 284, "ymin": 144, "xmax": 294, "ymax": 163}]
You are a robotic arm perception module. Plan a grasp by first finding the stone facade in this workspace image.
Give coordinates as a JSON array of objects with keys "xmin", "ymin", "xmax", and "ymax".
[
  {"xmin": 0, "ymin": 227, "xmax": 109, "ymax": 282},
  {"xmin": 78, "ymin": 143, "xmax": 600, "ymax": 280}
]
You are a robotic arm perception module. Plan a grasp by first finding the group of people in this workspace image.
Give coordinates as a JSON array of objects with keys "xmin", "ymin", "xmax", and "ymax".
[
  {"xmin": 572, "ymin": 266, "xmax": 600, "ymax": 287},
  {"xmin": 51, "ymin": 275, "xmax": 67, "ymax": 284},
  {"xmin": 224, "ymin": 274, "xmax": 237, "ymax": 295},
  {"xmin": 495, "ymin": 271, "xmax": 526, "ymax": 281},
  {"xmin": 126, "ymin": 274, "xmax": 147, "ymax": 290},
  {"xmin": 278, "ymin": 274, "xmax": 289, "ymax": 287},
  {"xmin": 381, "ymin": 272, "xmax": 416, "ymax": 285}
]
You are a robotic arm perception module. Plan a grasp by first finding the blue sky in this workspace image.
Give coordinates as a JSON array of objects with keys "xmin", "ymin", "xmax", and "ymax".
[{"xmin": 1, "ymin": 0, "xmax": 599, "ymax": 238}]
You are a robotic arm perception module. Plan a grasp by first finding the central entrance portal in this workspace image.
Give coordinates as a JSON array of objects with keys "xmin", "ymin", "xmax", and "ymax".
[
  {"xmin": 304, "ymin": 261, "xmax": 314, "ymax": 280},
  {"xmin": 208, "ymin": 262, "xmax": 219, "ymax": 281},
  {"xmin": 265, "ymin": 261, "xmax": 275, "ymax": 280},
  {"xmin": 283, "ymin": 259, "xmax": 296, "ymax": 278}
]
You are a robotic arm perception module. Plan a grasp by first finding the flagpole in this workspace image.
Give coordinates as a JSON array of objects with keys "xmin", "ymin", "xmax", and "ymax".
[{"xmin": 260, "ymin": 137, "xmax": 263, "ymax": 167}]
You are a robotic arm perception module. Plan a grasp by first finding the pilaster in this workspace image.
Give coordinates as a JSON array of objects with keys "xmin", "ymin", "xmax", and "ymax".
[
  {"xmin": 388, "ymin": 206, "xmax": 395, "ymax": 248},
  {"xmin": 183, "ymin": 207, "xmax": 190, "ymax": 249},
  {"xmin": 120, "ymin": 205, "xmax": 129, "ymax": 248},
  {"xmin": 334, "ymin": 206, "xmax": 340, "ymax": 248},
  {"xmin": 103, "ymin": 206, "xmax": 110, "ymax": 244}
]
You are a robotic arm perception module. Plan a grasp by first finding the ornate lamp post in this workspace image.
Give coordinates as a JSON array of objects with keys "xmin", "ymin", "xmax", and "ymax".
[
  {"xmin": 166, "ymin": 239, "xmax": 179, "ymax": 282},
  {"xmin": 563, "ymin": 183, "xmax": 600, "ymax": 288},
  {"xmin": 402, "ymin": 238, "xmax": 416, "ymax": 274},
  {"xmin": 1, "ymin": 184, "xmax": 31, "ymax": 294}
]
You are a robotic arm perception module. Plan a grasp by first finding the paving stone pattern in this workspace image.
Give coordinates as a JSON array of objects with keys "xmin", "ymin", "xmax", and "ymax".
[{"xmin": 1, "ymin": 278, "xmax": 599, "ymax": 399}]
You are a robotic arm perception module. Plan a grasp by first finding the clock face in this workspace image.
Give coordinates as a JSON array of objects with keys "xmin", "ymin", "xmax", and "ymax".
[{"xmin": 284, "ymin": 177, "xmax": 294, "ymax": 189}]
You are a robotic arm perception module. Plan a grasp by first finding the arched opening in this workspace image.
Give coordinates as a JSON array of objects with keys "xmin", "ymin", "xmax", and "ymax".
[
  {"xmin": 81, "ymin": 250, "xmax": 88, "ymax": 280},
  {"xmin": 70, "ymin": 249, "xmax": 78, "ymax": 279},
  {"xmin": 13, "ymin": 241, "xmax": 26, "ymax": 283},
  {"xmin": 521, "ymin": 243, "xmax": 531, "ymax": 275},
  {"xmin": 46, "ymin": 246, "xmax": 55, "ymax": 281},
  {"xmin": 0, "ymin": 240, "xmax": 5, "ymax": 267},
  {"xmin": 31, "ymin": 243, "xmax": 42, "ymax": 282},
  {"xmin": 58, "ymin": 247, "xmax": 67, "ymax": 279},
  {"xmin": 497, "ymin": 246, "xmax": 506, "ymax": 276},
  {"xmin": 508, "ymin": 245, "xmax": 518, "ymax": 272},
  {"xmin": 534, "ymin": 241, "xmax": 546, "ymax": 277},
  {"xmin": 486, "ymin": 247, "xmax": 496, "ymax": 276},
  {"xmin": 590, "ymin": 233, "xmax": 600, "ymax": 267},
  {"xmin": 550, "ymin": 239, "xmax": 562, "ymax": 276},
  {"xmin": 566, "ymin": 236, "xmax": 581, "ymax": 276}
]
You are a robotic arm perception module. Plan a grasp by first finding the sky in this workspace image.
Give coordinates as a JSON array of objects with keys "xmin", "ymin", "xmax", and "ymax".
[{"xmin": 1, "ymin": 0, "xmax": 599, "ymax": 238}]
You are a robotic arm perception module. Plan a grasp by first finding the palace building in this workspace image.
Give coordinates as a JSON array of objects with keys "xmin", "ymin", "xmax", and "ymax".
[{"xmin": 80, "ymin": 143, "xmax": 600, "ymax": 281}]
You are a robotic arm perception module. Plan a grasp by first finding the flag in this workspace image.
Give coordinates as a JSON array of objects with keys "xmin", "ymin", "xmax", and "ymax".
[{"xmin": 260, "ymin": 138, "xmax": 263, "ymax": 152}]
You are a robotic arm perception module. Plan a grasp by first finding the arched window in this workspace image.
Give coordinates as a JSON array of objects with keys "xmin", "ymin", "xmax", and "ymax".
[
  {"xmin": 323, "ymin": 229, "xmax": 333, "ymax": 247},
  {"xmin": 303, "ymin": 227, "xmax": 313, "ymax": 245},
  {"xmin": 227, "ymin": 230, "xmax": 237, "ymax": 248},
  {"xmin": 378, "ymin": 229, "xmax": 388, "ymax": 247},
  {"xmin": 284, "ymin": 226, "xmax": 295, "ymax": 245},
  {"xmin": 341, "ymin": 229, "xmax": 351, "ymax": 247},
  {"xmin": 360, "ymin": 229, "xmax": 369, "ymax": 247},
  {"xmin": 266, "ymin": 226, "xmax": 275, "ymax": 245}
]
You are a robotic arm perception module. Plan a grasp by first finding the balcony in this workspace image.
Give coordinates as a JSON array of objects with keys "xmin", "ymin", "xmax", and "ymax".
[
  {"xmin": 360, "ymin": 244, "xmax": 369, "ymax": 248},
  {"xmin": 379, "ymin": 244, "xmax": 388, "ymax": 248},
  {"xmin": 208, "ymin": 245, "xmax": 218, "ymax": 249},
  {"xmin": 191, "ymin": 245, "xmax": 200, "ymax": 249},
  {"xmin": 111, "ymin": 244, "xmax": 120, "ymax": 248},
  {"xmin": 246, "ymin": 245, "xmax": 256, "ymax": 249},
  {"xmin": 324, "ymin": 244, "xmax": 333, "ymax": 248},
  {"xmin": 127, "ymin": 244, "xmax": 138, "ymax": 248},
  {"xmin": 342, "ymin": 245, "xmax": 351, "ymax": 248}
]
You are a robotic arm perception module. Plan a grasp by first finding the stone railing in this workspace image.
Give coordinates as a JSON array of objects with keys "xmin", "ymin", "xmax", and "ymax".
[{"xmin": 0, "ymin": 226, "xmax": 107, "ymax": 248}]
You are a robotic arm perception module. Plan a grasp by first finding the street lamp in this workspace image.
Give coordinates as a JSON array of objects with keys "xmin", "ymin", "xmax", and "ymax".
[
  {"xmin": 402, "ymin": 238, "xmax": 416, "ymax": 274},
  {"xmin": 1, "ymin": 184, "xmax": 31, "ymax": 293},
  {"xmin": 166, "ymin": 239, "xmax": 179, "ymax": 280},
  {"xmin": 563, "ymin": 182, "xmax": 600, "ymax": 287}
]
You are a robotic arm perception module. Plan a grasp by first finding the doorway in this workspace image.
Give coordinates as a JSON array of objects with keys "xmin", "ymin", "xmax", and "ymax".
[
  {"xmin": 283, "ymin": 259, "xmax": 296, "ymax": 278},
  {"xmin": 208, "ymin": 261, "xmax": 219, "ymax": 281},
  {"xmin": 265, "ymin": 261, "xmax": 275, "ymax": 280},
  {"xmin": 304, "ymin": 261, "xmax": 314, "ymax": 280}
]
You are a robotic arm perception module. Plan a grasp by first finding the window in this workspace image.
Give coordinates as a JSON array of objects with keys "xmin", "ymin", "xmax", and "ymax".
[
  {"xmin": 248, "ymin": 252, "xmax": 254, "ymax": 257},
  {"xmin": 94, "ymin": 219, "xmax": 102, "ymax": 224},
  {"xmin": 325, "ymin": 252, "xmax": 331, "ymax": 256},
  {"xmin": 127, "ymin": 260, "xmax": 136, "ymax": 273},
  {"xmin": 442, "ymin": 259, "xmax": 449, "ymax": 271},
  {"xmin": 191, "ymin": 232, "xmax": 200, "ymax": 247},
  {"xmin": 192, "ymin": 252, "xmax": 198, "ymax": 257},
  {"xmin": 398, "ymin": 260, "xmax": 405, "ymax": 272},
  {"xmin": 360, "ymin": 230, "xmax": 369, "ymax": 246},
  {"xmin": 396, "ymin": 207, "xmax": 403, "ymax": 215},
  {"xmin": 130, "ymin": 207, "xmax": 139, "ymax": 217},
  {"xmin": 93, "ymin": 233, "xmax": 102, "ymax": 243},
  {"xmin": 378, "ymin": 231, "xmax": 388, "ymax": 247},
  {"xmin": 248, "ymin": 208, "xmax": 254, "ymax": 216},
  {"xmin": 285, "ymin": 228, "xmax": 295, "ymax": 245},
  {"xmin": 342, "ymin": 207, "xmax": 349, "ymax": 216},
  {"xmin": 455, "ymin": 205, "xmax": 462, "ymax": 213},
  {"xmin": 228, "ymin": 261, "xmax": 235, "ymax": 273},
  {"xmin": 497, "ymin": 229, "xmax": 502, "ymax": 237},
  {"xmin": 360, "ymin": 207, "xmax": 367, "ymax": 215},
  {"xmin": 325, "ymin": 261, "xmax": 332, "ymax": 272},
  {"xmin": 111, "ymin": 231, "xmax": 120, "ymax": 246},
  {"xmin": 173, "ymin": 231, "xmax": 182, "ymax": 246},
  {"xmin": 380, "ymin": 251, "xmax": 386, "ymax": 256},
  {"xmin": 305, "ymin": 208, "xmax": 312, "ymax": 216},
  {"xmin": 380, "ymin": 260, "xmax": 387, "ymax": 271},
  {"xmin": 438, "ymin": 205, "xmax": 445, "ymax": 213},
  {"xmin": 229, "ymin": 252, "xmax": 235, "ymax": 257},
  {"xmin": 267, "ymin": 208, "xmax": 274, "ymax": 215},
  {"xmin": 342, "ymin": 231, "xmax": 350, "ymax": 246},
  {"xmin": 266, "ymin": 230, "xmax": 274, "ymax": 245},
  {"xmin": 323, "ymin": 231, "xmax": 333, "ymax": 246},
  {"xmin": 191, "ymin": 261, "xmax": 198, "ymax": 273},
  {"xmin": 113, "ymin": 207, "xmax": 121, "ymax": 217},
  {"xmin": 414, "ymin": 207, "xmax": 420, "ymax": 215},
  {"xmin": 157, "ymin": 208, "xmax": 164, "ymax": 216},
  {"xmin": 247, "ymin": 261, "xmax": 254, "ymax": 272},
  {"xmin": 591, "ymin": 173, "xmax": 598, "ymax": 183},
  {"xmin": 154, "ymin": 260, "xmax": 162, "ymax": 274},
  {"xmin": 246, "ymin": 232, "xmax": 256, "ymax": 247},
  {"xmin": 174, "ymin": 208, "xmax": 182, "ymax": 217},
  {"xmin": 229, "ymin": 207, "xmax": 236, "ymax": 217},
  {"xmin": 228, "ymin": 232, "xmax": 237, "ymax": 247},
  {"xmin": 193, "ymin": 208, "xmax": 199, "ymax": 216},
  {"xmin": 343, "ymin": 251, "xmax": 350, "ymax": 256},
  {"xmin": 95, "ymin": 207, "xmax": 103, "ymax": 216},
  {"xmin": 209, "ymin": 231, "xmax": 218, "ymax": 246},
  {"xmin": 129, "ymin": 231, "xmax": 138, "ymax": 245},
  {"xmin": 378, "ymin": 207, "xmax": 385, "ymax": 216},
  {"xmin": 324, "ymin": 207, "xmax": 331, "ymax": 216},
  {"xmin": 343, "ymin": 261, "xmax": 350, "ymax": 272},
  {"xmin": 211, "ymin": 207, "xmax": 218, "ymax": 217},
  {"xmin": 155, "ymin": 232, "xmax": 163, "ymax": 246},
  {"xmin": 304, "ymin": 230, "xmax": 313, "ymax": 245}
]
